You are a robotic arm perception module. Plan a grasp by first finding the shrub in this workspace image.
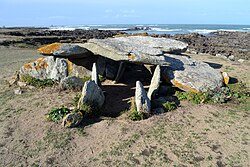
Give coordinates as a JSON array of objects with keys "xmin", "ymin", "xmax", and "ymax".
[
  {"xmin": 21, "ymin": 75, "xmax": 54, "ymax": 88},
  {"xmin": 162, "ymin": 101, "xmax": 177, "ymax": 112},
  {"xmin": 175, "ymin": 91, "xmax": 210, "ymax": 104},
  {"xmin": 47, "ymin": 106, "xmax": 71, "ymax": 122}
]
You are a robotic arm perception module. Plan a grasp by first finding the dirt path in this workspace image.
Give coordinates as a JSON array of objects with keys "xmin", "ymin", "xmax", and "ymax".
[{"xmin": 0, "ymin": 47, "xmax": 249, "ymax": 167}]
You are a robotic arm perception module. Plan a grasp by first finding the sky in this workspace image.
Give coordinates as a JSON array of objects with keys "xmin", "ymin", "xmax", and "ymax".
[{"xmin": 0, "ymin": 0, "xmax": 249, "ymax": 26}]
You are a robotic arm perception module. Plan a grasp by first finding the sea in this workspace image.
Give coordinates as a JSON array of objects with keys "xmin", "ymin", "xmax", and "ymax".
[{"xmin": 48, "ymin": 24, "xmax": 250, "ymax": 35}]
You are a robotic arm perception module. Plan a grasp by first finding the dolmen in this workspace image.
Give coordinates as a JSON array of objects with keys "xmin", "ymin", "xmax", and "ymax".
[{"xmin": 26, "ymin": 36, "xmax": 224, "ymax": 93}]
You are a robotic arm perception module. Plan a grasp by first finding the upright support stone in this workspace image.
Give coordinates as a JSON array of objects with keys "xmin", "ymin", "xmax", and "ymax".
[
  {"xmin": 78, "ymin": 80, "xmax": 105, "ymax": 109},
  {"xmin": 91, "ymin": 63, "xmax": 99, "ymax": 86},
  {"xmin": 114, "ymin": 62, "xmax": 126, "ymax": 83},
  {"xmin": 135, "ymin": 81, "xmax": 151, "ymax": 114},
  {"xmin": 147, "ymin": 65, "xmax": 161, "ymax": 100}
]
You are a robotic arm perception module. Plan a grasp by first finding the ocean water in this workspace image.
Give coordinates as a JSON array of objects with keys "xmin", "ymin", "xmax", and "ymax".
[{"xmin": 49, "ymin": 24, "xmax": 250, "ymax": 35}]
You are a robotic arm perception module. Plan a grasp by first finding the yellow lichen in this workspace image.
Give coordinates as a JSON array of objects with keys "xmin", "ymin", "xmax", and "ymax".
[
  {"xmin": 66, "ymin": 59, "xmax": 73, "ymax": 74},
  {"xmin": 128, "ymin": 55, "xmax": 135, "ymax": 60},
  {"xmin": 23, "ymin": 63, "xmax": 33, "ymax": 73},
  {"xmin": 37, "ymin": 42, "xmax": 61, "ymax": 55},
  {"xmin": 173, "ymin": 79, "xmax": 200, "ymax": 93},
  {"xmin": 222, "ymin": 72, "xmax": 230, "ymax": 85},
  {"xmin": 34, "ymin": 58, "xmax": 49, "ymax": 70}
]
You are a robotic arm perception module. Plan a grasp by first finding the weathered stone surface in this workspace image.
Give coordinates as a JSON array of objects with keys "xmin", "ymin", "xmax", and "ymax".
[
  {"xmin": 162, "ymin": 54, "xmax": 224, "ymax": 93},
  {"xmin": 80, "ymin": 36, "xmax": 188, "ymax": 65},
  {"xmin": 60, "ymin": 76, "xmax": 84, "ymax": 90},
  {"xmin": 105, "ymin": 64, "xmax": 118, "ymax": 79},
  {"xmin": 38, "ymin": 43, "xmax": 91, "ymax": 58},
  {"xmin": 222, "ymin": 72, "xmax": 230, "ymax": 85},
  {"xmin": 78, "ymin": 80, "xmax": 105, "ymax": 109},
  {"xmin": 147, "ymin": 65, "xmax": 161, "ymax": 100},
  {"xmin": 158, "ymin": 85, "xmax": 173, "ymax": 96},
  {"xmin": 91, "ymin": 63, "xmax": 99, "ymax": 85},
  {"xmin": 135, "ymin": 81, "xmax": 151, "ymax": 113},
  {"xmin": 62, "ymin": 112, "xmax": 83, "ymax": 128},
  {"xmin": 50, "ymin": 58, "xmax": 68, "ymax": 81},
  {"xmin": 14, "ymin": 87, "xmax": 22, "ymax": 95},
  {"xmin": 20, "ymin": 56, "xmax": 69, "ymax": 81}
]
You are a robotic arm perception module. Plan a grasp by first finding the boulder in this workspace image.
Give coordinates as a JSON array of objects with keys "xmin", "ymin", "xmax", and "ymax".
[
  {"xmin": 60, "ymin": 76, "xmax": 84, "ymax": 90},
  {"xmin": 135, "ymin": 81, "xmax": 151, "ymax": 114},
  {"xmin": 162, "ymin": 54, "xmax": 224, "ymax": 93},
  {"xmin": 147, "ymin": 65, "xmax": 161, "ymax": 100},
  {"xmin": 78, "ymin": 80, "xmax": 105, "ymax": 109},
  {"xmin": 62, "ymin": 112, "xmax": 83, "ymax": 128},
  {"xmin": 38, "ymin": 43, "xmax": 91, "ymax": 58},
  {"xmin": 20, "ymin": 56, "xmax": 69, "ymax": 81}
]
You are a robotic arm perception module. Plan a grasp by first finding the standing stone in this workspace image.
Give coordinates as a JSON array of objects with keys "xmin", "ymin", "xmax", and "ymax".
[
  {"xmin": 147, "ymin": 65, "xmax": 161, "ymax": 100},
  {"xmin": 135, "ymin": 81, "xmax": 151, "ymax": 114},
  {"xmin": 78, "ymin": 80, "xmax": 105, "ymax": 109},
  {"xmin": 91, "ymin": 63, "xmax": 99, "ymax": 85}
]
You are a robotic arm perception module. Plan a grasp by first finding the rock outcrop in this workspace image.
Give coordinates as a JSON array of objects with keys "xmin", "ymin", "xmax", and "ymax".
[
  {"xmin": 91, "ymin": 63, "xmax": 99, "ymax": 85},
  {"xmin": 62, "ymin": 112, "xmax": 83, "ymax": 128},
  {"xmin": 135, "ymin": 81, "xmax": 151, "ymax": 114}
]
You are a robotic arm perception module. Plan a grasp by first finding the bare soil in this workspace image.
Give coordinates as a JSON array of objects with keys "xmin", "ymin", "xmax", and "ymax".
[{"xmin": 0, "ymin": 47, "xmax": 249, "ymax": 167}]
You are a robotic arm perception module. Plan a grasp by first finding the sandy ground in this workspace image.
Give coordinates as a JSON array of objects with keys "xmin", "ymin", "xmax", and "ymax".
[{"xmin": 0, "ymin": 47, "xmax": 249, "ymax": 167}]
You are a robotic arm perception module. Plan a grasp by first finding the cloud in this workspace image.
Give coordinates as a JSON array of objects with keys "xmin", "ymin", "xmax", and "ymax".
[{"xmin": 104, "ymin": 9, "xmax": 139, "ymax": 18}]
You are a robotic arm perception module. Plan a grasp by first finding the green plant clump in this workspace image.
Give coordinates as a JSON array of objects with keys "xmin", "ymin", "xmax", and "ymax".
[
  {"xmin": 175, "ymin": 91, "xmax": 210, "ymax": 104},
  {"xmin": 127, "ymin": 98, "xmax": 147, "ymax": 121},
  {"xmin": 21, "ymin": 75, "xmax": 54, "ymax": 88},
  {"xmin": 47, "ymin": 107, "xmax": 71, "ymax": 122},
  {"xmin": 78, "ymin": 103, "xmax": 93, "ymax": 116},
  {"xmin": 128, "ymin": 110, "xmax": 145, "ymax": 121},
  {"xmin": 162, "ymin": 101, "xmax": 177, "ymax": 112}
]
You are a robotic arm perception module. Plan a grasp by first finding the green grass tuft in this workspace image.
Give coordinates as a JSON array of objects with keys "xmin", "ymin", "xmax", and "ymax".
[
  {"xmin": 162, "ymin": 101, "xmax": 177, "ymax": 112},
  {"xmin": 21, "ymin": 75, "xmax": 54, "ymax": 88}
]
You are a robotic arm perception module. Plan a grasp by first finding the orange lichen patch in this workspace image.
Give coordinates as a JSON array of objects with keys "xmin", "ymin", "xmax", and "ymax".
[
  {"xmin": 222, "ymin": 72, "xmax": 230, "ymax": 85},
  {"xmin": 128, "ymin": 55, "xmax": 135, "ymax": 60},
  {"xmin": 66, "ymin": 59, "xmax": 73, "ymax": 74},
  {"xmin": 173, "ymin": 79, "xmax": 200, "ymax": 93},
  {"xmin": 37, "ymin": 43, "xmax": 61, "ymax": 55},
  {"xmin": 23, "ymin": 63, "xmax": 33, "ymax": 73},
  {"xmin": 34, "ymin": 58, "xmax": 49, "ymax": 71}
]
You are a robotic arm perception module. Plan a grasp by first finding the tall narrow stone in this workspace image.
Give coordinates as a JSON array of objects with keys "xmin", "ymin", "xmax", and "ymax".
[
  {"xmin": 135, "ymin": 81, "xmax": 151, "ymax": 114},
  {"xmin": 91, "ymin": 63, "xmax": 99, "ymax": 86},
  {"xmin": 147, "ymin": 65, "xmax": 161, "ymax": 100}
]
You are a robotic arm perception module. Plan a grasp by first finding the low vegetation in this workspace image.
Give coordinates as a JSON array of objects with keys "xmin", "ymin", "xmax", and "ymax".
[
  {"xmin": 128, "ymin": 98, "xmax": 147, "ymax": 121},
  {"xmin": 162, "ymin": 101, "xmax": 177, "ymax": 112},
  {"xmin": 175, "ymin": 82, "xmax": 249, "ymax": 104},
  {"xmin": 21, "ymin": 75, "xmax": 55, "ymax": 88},
  {"xmin": 46, "ymin": 106, "xmax": 71, "ymax": 122}
]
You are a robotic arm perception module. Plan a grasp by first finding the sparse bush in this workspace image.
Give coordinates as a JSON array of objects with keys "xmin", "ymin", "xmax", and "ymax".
[
  {"xmin": 73, "ymin": 93, "xmax": 81, "ymax": 107},
  {"xmin": 162, "ymin": 101, "xmax": 177, "ymax": 112},
  {"xmin": 21, "ymin": 75, "xmax": 54, "ymax": 88},
  {"xmin": 81, "ymin": 76, "xmax": 91, "ymax": 83},
  {"xmin": 78, "ymin": 103, "xmax": 93, "ymax": 115},
  {"xmin": 47, "ymin": 106, "xmax": 71, "ymax": 122}
]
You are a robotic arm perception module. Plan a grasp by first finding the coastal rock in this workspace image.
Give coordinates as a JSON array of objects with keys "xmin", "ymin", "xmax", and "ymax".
[
  {"xmin": 162, "ymin": 54, "xmax": 224, "ymax": 93},
  {"xmin": 135, "ymin": 81, "xmax": 151, "ymax": 114},
  {"xmin": 62, "ymin": 112, "xmax": 83, "ymax": 128},
  {"xmin": 60, "ymin": 76, "xmax": 84, "ymax": 90},
  {"xmin": 78, "ymin": 80, "xmax": 105, "ymax": 109},
  {"xmin": 147, "ymin": 65, "xmax": 161, "ymax": 100},
  {"xmin": 20, "ymin": 56, "xmax": 69, "ymax": 81},
  {"xmin": 80, "ymin": 36, "xmax": 188, "ymax": 65},
  {"xmin": 38, "ymin": 43, "xmax": 91, "ymax": 58}
]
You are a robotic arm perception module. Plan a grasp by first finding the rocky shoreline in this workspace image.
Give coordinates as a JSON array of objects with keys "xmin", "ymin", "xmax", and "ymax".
[{"xmin": 0, "ymin": 28, "xmax": 249, "ymax": 61}]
